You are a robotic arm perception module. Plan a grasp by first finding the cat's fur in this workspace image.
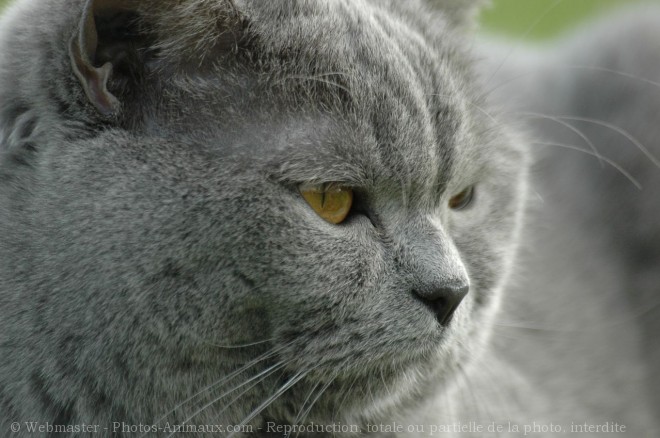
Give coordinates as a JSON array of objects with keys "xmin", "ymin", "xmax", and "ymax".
[{"xmin": 0, "ymin": 0, "xmax": 657, "ymax": 436}]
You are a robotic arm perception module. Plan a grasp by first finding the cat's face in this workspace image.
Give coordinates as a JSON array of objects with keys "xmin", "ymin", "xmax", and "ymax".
[{"xmin": 0, "ymin": 0, "xmax": 526, "ymax": 429}]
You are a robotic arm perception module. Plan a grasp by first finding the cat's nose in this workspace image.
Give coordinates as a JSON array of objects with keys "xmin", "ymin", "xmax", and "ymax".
[{"xmin": 413, "ymin": 281, "xmax": 469, "ymax": 326}]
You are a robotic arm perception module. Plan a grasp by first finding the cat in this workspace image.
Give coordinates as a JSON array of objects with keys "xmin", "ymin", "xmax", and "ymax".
[{"xmin": 0, "ymin": 0, "xmax": 657, "ymax": 437}]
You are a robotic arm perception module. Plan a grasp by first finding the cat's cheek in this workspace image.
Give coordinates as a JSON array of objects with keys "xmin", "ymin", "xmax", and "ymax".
[{"xmin": 446, "ymin": 177, "xmax": 525, "ymax": 318}]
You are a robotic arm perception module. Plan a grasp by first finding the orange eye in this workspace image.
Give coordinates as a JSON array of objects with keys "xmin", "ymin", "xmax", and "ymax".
[
  {"xmin": 300, "ymin": 183, "xmax": 354, "ymax": 224},
  {"xmin": 449, "ymin": 186, "xmax": 475, "ymax": 211}
]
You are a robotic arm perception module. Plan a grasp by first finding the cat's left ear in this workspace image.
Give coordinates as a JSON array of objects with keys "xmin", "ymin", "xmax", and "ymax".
[
  {"xmin": 428, "ymin": 0, "xmax": 489, "ymax": 30},
  {"xmin": 69, "ymin": 0, "xmax": 143, "ymax": 116}
]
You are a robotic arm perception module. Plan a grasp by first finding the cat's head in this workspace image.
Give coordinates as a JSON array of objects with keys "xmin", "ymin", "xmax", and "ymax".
[{"xmin": 0, "ymin": 0, "xmax": 525, "ymax": 429}]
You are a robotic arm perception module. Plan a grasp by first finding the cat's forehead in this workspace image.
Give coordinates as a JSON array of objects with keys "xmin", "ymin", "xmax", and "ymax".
[
  {"xmin": 236, "ymin": 1, "xmax": 471, "ymax": 184},
  {"xmin": 241, "ymin": 0, "xmax": 470, "ymax": 103},
  {"xmin": 156, "ymin": 0, "xmax": 486, "ymax": 196},
  {"xmin": 247, "ymin": 0, "xmax": 480, "ymax": 191}
]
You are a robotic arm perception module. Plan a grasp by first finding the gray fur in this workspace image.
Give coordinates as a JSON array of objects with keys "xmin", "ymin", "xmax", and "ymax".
[{"xmin": 0, "ymin": 0, "xmax": 657, "ymax": 437}]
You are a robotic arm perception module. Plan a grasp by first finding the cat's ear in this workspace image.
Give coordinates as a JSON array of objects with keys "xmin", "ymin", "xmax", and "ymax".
[
  {"xmin": 69, "ymin": 0, "xmax": 144, "ymax": 116},
  {"xmin": 429, "ymin": 0, "xmax": 489, "ymax": 30},
  {"xmin": 69, "ymin": 0, "xmax": 244, "ymax": 116}
]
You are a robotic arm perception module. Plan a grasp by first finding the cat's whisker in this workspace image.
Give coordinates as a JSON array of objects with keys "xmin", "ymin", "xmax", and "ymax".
[
  {"xmin": 531, "ymin": 141, "xmax": 642, "ymax": 190},
  {"xmin": 482, "ymin": 64, "xmax": 660, "ymax": 104},
  {"xmin": 210, "ymin": 364, "xmax": 285, "ymax": 422},
  {"xmin": 479, "ymin": 70, "xmax": 540, "ymax": 102},
  {"xmin": 163, "ymin": 361, "xmax": 288, "ymax": 438},
  {"xmin": 532, "ymin": 113, "xmax": 660, "ymax": 169},
  {"xmin": 566, "ymin": 65, "xmax": 660, "ymax": 91},
  {"xmin": 493, "ymin": 321, "xmax": 573, "ymax": 334},
  {"xmin": 517, "ymin": 111, "xmax": 603, "ymax": 168},
  {"xmin": 475, "ymin": 357, "xmax": 520, "ymax": 423},
  {"xmin": 452, "ymin": 365, "xmax": 476, "ymax": 424},
  {"xmin": 202, "ymin": 338, "xmax": 275, "ymax": 349},
  {"xmin": 379, "ymin": 367, "xmax": 394, "ymax": 400},
  {"xmin": 533, "ymin": 189, "xmax": 545, "ymax": 204},
  {"xmin": 427, "ymin": 92, "xmax": 501, "ymax": 127},
  {"xmin": 285, "ymin": 71, "xmax": 351, "ymax": 79},
  {"xmin": 365, "ymin": 374, "xmax": 378, "ymax": 413},
  {"xmin": 492, "ymin": 329, "xmax": 545, "ymax": 342},
  {"xmin": 287, "ymin": 380, "xmax": 322, "ymax": 438},
  {"xmin": 457, "ymin": 365, "xmax": 492, "ymax": 426},
  {"xmin": 276, "ymin": 74, "xmax": 352, "ymax": 95},
  {"xmin": 146, "ymin": 341, "xmax": 292, "ymax": 436},
  {"xmin": 332, "ymin": 372, "xmax": 359, "ymax": 424},
  {"xmin": 495, "ymin": 298, "xmax": 660, "ymax": 334},
  {"xmin": 292, "ymin": 371, "xmax": 340, "ymax": 438},
  {"xmin": 227, "ymin": 367, "xmax": 317, "ymax": 438}
]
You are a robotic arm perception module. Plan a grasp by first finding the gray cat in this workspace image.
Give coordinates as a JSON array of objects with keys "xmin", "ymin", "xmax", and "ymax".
[{"xmin": 0, "ymin": 0, "xmax": 657, "ymax": 437}]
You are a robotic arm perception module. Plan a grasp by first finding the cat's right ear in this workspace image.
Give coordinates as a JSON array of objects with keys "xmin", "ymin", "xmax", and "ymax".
[{"xmin": 69, "ymin": 0, "xmax": 144, "ymax": 116}]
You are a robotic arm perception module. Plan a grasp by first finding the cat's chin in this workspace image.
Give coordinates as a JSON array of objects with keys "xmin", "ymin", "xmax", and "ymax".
[{"xmin": 262, "ymin": 336, "xmax": 464, "ymax": 431}]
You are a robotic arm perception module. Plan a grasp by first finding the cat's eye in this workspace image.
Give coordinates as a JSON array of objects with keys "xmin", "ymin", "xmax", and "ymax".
[
  {"xmin": 449, "ymin": 186, "xmax": 475, "ymax": 211},
  {"xmin": 300, "ymin": 183, "xmax": 354, "ymax": 224}
]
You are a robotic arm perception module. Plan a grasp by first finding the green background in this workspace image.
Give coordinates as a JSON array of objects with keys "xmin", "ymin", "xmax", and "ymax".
[
  {"xmin": 480, "ymin": 0, "xmax": 653, "ymax": 39},
  {"xmin": 0, "ymin": 0, "xmax": 656, "ymax": 38}
]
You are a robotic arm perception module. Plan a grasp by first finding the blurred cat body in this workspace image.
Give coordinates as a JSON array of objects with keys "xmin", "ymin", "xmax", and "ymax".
[{"xmin": 0, "ymin": 0, "xmax": 657, "ymax": 436}]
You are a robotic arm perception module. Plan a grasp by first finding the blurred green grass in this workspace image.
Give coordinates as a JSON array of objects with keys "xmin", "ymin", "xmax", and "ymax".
[
  {"xmin": 480, "ymin": 0, "xmax": 655, "ymax": 39},
  {"xmin": 0, "ymin": 0, "xmax": 657, "ymax": 39}
]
